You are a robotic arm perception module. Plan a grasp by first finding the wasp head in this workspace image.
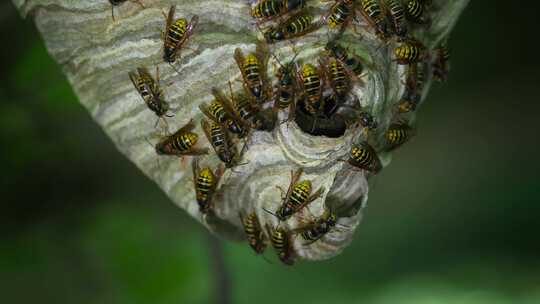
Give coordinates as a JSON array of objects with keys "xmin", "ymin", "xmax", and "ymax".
[
  {"xmin": 226, "ymin": 120, "xmax": 247, "ymax": 137},
  {"xmin": 264, "ymin": 28, "xmax": 285, "ymax": 43},
  {"xmin": 250, "ymin": 239, "xmax": 266, "ymax": 254},
  {"xmin": 163, "ymin": 49, "xmax": 176, "ymax": 63},
  {"xmin": 198, "ymin": 200, "xmax": 212, "ymax": 214},
  {"xmin": 276, "ymin": 205, "xmax": 293, "ymax": 221},
  {"xmin": 359, "ymin": 112, "xmax": 377, "ymax": 130},
  {"xmin": 219, "ymin": 150, "xmax": 235, "ymax": 166},
  {"xmin": 279, "ymin": 253, "xmax": 295, "ymax": 265},
  {"xmin": 327, "ymin": 213, "xmax": 337, "ymax": 227},
  {"xmin": 155, "ymin": 142, "xmax": 171, "ymax": 155}
]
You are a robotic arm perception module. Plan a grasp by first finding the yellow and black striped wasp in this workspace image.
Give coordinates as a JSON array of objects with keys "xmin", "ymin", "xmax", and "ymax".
[
  {"xmin": 192, "ymin": 157, "xmax": 224, "ymax": 215},
  {"xmin": 265, "ymin": 224, "xmax": 295, "ymax": 265},
  {"xmin": 234, "ymin": 42, "xmax": 271, "ymax": 105},
  {"xmin": 357, "ymin": 0, "xmax": 391, "ymax": 41},
  {"xmin": 226, "ymin": 82, "xmax": 277, "ymax": 132},
  {"xmin": 344, "ymin": 142, "xmax": 382, "ymax": 174},
  {"xmin": 201, "ymin": 117, "xmax": 245, "ymax": 169},
  {"xmin": 432, "ymin": 42, "xmax": 450, "ymax": 82},
  {"xmin": 324, "ymin": 40, "xmax": 366, "ymax": 77},
  {"xmin": 264, "ymin": 168, "xmax": 325, "ymax": 222},
  {"xmin": 199, "ymin": 87, "xmax": 249, "ymax": 139},
  {"xmin": 271, "ymin": 49, "xmax": 300, "ymax": 123},
  {"xmin": 383, "ymin": 0, "xmax": 408, "ymax": 40},
  {"xmin": 129, "ymin": 66, "xmax": 173, "ymax": 128},
  {"xmin": 404, "ymin": 0, "xmax": 430, "ymax": 25},
  {"xmin": 397, "ymin": 62, "xmax": 424, "ymax": 113},
  {"xmin": 162, "ymin": 5, "xmax": 199, "ymax": 64},
  {"xmin": 295, "ymin": 63, "xmax": 325, "ymax": 116},
  {"xmin": 251, "ymin": 0, "xmax": 307, "ymax": 24},
  {"xmin": 153, "ymin": 119, "xmax": 209, "ymax": 158},
  {"xmin": 239, "ymin": 211, "xmax": 267, "ymax": 254},
  {"xmin": 228, "ymin": 87, "xmax": 261, "ymax": 130},
  {"xmin": 109, "ymin": 0, "xmax": 144, "ymax": 21},
  {"xmin": 263, "ymin": 11, "xmax": 321, "ymax": 44},
  {"xmin": 321, "ymin": 0, "xmax": 357, "ymax": 35},
  {"xmin": 384, "ymin": 120, "xmax": 416, "ymax": 151},
  {"xmin": 292, "ymin": 206, "xmax": 343, "ymax": 245},
  {"xmin": 273, "ymin": 60, "xmax": 297, "ymax": 122},
  {"xmin": 394, "ymin": 37, "xmax": 427, "ymax": 65},
  {"xmin": 320, "ymin": 54, "xmax": 352, "ymax": 98}
]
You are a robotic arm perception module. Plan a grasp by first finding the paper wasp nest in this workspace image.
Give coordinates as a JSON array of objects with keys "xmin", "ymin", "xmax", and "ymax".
[{"xmin": 13, "ymin": 0, "xmax": 469, "ymax": 262}]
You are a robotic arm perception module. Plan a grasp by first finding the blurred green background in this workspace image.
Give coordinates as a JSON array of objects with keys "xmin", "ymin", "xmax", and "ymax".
[{"xmin": 1, "ymin": 1, "xmax": 539, "ymax": 303}]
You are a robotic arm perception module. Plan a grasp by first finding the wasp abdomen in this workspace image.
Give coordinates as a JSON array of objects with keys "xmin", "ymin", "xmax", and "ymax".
[
  {"xmin": 196, "ymin": 168, "xmax": 215, "ymax": 209},
  {"xmin": 289, "ymin": 180, "xmax": 311, "ymax": 207},
  {"xmin": 173, "ymin": 133, "xmax": 198, "ymax": 152},
  {"xmin": 348, "ymin": 143, "xmax": 382, "ymax": 173}
]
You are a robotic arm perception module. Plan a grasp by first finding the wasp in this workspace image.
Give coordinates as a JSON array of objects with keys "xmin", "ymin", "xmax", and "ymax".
[
  {"xmin": 273, "ymin": 60, "xmax": 297, "ymax": 117},
  {"xmin": 398, "ymin": 63, "xmax": 424, "ymax": 113},
  {"xmin": 357, "ymin": 110, "xmax": 378, "ymax": 130},
  {"xmin": 200, "ymin": 87, "xmax": 249, "ymax": 138},
  {"xmin": 263, "ymin": 11, "xmax": 320, "ymax": 44},
  {"xmin": 292, "ymin": 207, "xmax": 340, "ymax": 245},
  {"xmin": 394, "ymin": 38, "xmax": 426, "ymax": 65},
  {"xmin": 129, "ymin": 67, "xmax": 173, "ymax": 127},
  {"xmin": 154, "ymin": 119, "xmax": 209, "ymax": 157},
  {"xmin": 339, "ymin": 102, "xmax": 377, "ymax": 131},
  {"xmin": 234, "ymin": 42, "xmax": 271, "ymax": 104},
  {"xmin": 383, "ymin": 0, "xmax": 407, "ymax": 39},
  {"xmin": 432, "ymin": 42, "xmax": 450, "ymax": 82},
  {"xmin": 229, "ymin": 88, "xmax": 262, "ymax": 129},
  {"xmin": 358, "ymin": 0, "xmax": 391, "ymax": 40},
  {"xmin": 162, "ymin": 5, "xmax": 199, "ymax": 63},
  {"xmin": 296, "ymin": 63, "xmax": 324, "ymax": 115},
  {"xmin": 201, "ymin": 118, "xmax": 243, "ymax": 169},
  {"xmin": 265, "ymin": 168, "xmax": 325, "ymax": 222},
  {"xmin": 109, "ymin": 0, "xmax": 144, "ymax": 21},
  {"xmin": 239, "ymin": 212, "xmax": 267, "ymax": 254},
  {"xmin": 404, "ymin": 0, "xmax": 429, "ymax": 24},
  {"xmin": 325, "ymin": 41, "xmax": 365, "ymax": 77},
  {"xmin": 251, "ymin": 0, "xmax": 307, "ymax": 23},
  {"xmin": 322, "ymin": 0, "xmax": 356, "ymax": 34},
  {"xmin": 320, "ymin": 55, "xmax": 351, "ymax": 98},
  {"xmin": 192, "ymin": 158, "xmax": 224, "ymax": 215},
  {"xmin": 270, "ymin": 51, "xmax": 300, "ymax": 122},
  {"xmin": 345, "ymin": 142, "xmax": 382, "ymax": 173},
  {"xmin": 384, "ymin": 121, "xmax": 415, "ymax": 151},
  {"xmin": 266, "ymin": 224, "xmax": 295, "ymax": 265}
]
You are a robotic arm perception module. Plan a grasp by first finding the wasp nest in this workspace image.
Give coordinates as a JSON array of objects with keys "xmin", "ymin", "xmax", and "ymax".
[{"xmin": 14, "ymin": 0, "xmax": 469, "ymax": 263}]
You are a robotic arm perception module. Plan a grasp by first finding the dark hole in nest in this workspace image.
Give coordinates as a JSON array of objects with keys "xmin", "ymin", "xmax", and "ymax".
[{"xmin": 294, "ymin": 95, "xmax": 347, "ymax": 138}]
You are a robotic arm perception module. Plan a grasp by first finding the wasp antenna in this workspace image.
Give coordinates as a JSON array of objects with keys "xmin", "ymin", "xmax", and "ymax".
[{"xmin": 262, "ymin": 207, "xmax": 278, "ymax": 218}]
